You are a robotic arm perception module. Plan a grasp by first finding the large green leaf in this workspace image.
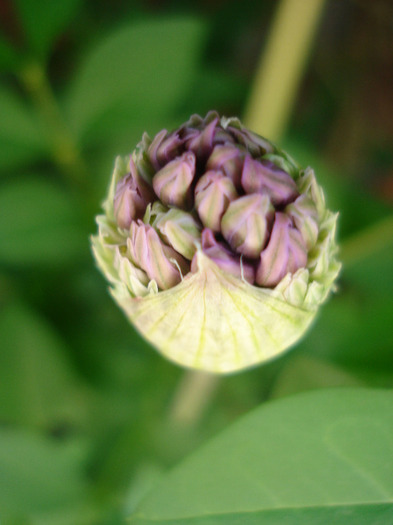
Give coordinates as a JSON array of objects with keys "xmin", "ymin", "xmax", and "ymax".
[
  {"xmin": 14, "ymin": 0, "xmax": 82, "ymax": 58},
  {"xmin": 0, "ymin": 429, "xmax": 87, "ymax": 520},
  {"xmin": 131, "ymin": 388, "xmax": 393, "ymax": 524},
  {"xmin": 0, "ymin": 85, "xmax": 48, "ymax": 170},
  {"xmin": 0, "ymin": 176, "xmax": 86, "ymax": 266},
  {"xmin": 65, "ymin": 17, "xmax": 207, "ymax": 143}
]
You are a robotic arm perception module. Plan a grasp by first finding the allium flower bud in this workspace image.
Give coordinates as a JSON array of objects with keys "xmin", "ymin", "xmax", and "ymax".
[
  {"xmin": 152, "ymin": 152, "xmax": 195, "ymax": 209},
  {"xmin": 195, "ymin": 171, "xmax": 238, "ymax": 231},
  {"xmin": 113, "ymin": 158, "xmax": 153, "ymax": 229},
  {"xmin": 92, "ymin": 112, "xmax": 340, "ymax": 373},
  {"xmin": 191, "ymin": 228, "xmax": 255, "ymax": 284},
  {"xmin": 186, "ymin": 117, "xmax": 218, "ymax": 160},
  {"xmin": 153, "ymin": 207, "xmax": 201, "ymax": 261},
  {"xmin": 256, "ymin": 212, "xmax": 307, "ymax": 287},
  {"xmin": 221, "ymin": 194, "xmax": 274, "ymax": 258},
  {"xmin": 241, "ymin": 156, "xmax": 298, "ymax": 206},
  {"xmin": 128, "ymin": 221, "xmax": 188, "ymax": 290},
  {"xmin": 148, "ymin": 129, "xmax": 184, "ymax": 170},
  {"xmin": 206, "ymin": 144, "xmax": 245, "ymax": 188}
]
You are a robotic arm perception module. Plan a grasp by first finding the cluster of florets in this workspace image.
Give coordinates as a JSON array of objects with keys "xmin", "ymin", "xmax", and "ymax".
[{"xmin": 112, "ymin": 111, "xmax": 319, "ymax": 291}]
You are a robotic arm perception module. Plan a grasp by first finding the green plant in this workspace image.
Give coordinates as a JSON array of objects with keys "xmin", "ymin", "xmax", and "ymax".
[{"xmin": 0, "ymin": 1, "xmax": 392, "ymax": 523}]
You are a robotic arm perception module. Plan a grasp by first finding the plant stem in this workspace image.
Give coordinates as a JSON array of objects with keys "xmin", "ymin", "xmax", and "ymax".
[
  {"xmin": 244, "ymin": 0, "xmax": 326, "ymax": 141},
  {"xmin": 169, "ymin": 371, "xmax": 220, "ymax": 429},
  {"xmin": 169, "ymin": 0, "xmax": 327, "ymax": 431},
  {"xmin": 19, "ymin": 61, "xmax": 90, "ymax": 190},
  {"xmin": 340, "ymin": 215, "xmax": 393, "ymax": 266}
]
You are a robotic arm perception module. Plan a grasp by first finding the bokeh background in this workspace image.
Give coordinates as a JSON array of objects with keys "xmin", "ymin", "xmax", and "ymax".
[{"xmin": 0, "ymin": 0, "xmax": 392, "ymax": 523}]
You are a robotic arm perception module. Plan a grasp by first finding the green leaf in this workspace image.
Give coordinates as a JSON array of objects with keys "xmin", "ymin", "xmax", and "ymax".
[
  {"xmin": 0, "ymin": 429, "xmax": 87, "ymax": 520},
  {"xmin": 0, "ymin": 34, "xmax": 21, "ymax": 71},
  {"xmin": 65, "ymin": 17, "xmax": 207, "ymax": 142},
  {"xmin": 301, "ymin": 293, "xmax": 393, "ymax": 369},
  {"xmin": 270, "ymin": 355, "xmax": 364, "ymax": 399},
  {"xmin": 131, "ymin": 388, "xmax": 393, "ymax": 524},
  {"xmin": 14, "ymin": 0, "xmax": 82, "ymax": 58},
  {"xmin": 0, "ymin": 176, "xmax": 86, "ymax": 266},
  {"xmin": 0, "ymin": 85, "xmax": 48, "ymax": 170},
  {"xmin": 0, "ymin": 300, "xmax": 85, "ymax": 427}
]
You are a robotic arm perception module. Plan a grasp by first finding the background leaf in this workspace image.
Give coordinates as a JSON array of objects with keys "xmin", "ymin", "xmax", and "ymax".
[
  {"xmin": 0, "ymin": 428, "xmax": 88, "ymax": 520},
  {"xmin": 131, "ymin": 388, "xmax": 393, "ymax": 524},
  {"xmin": 14, "ymin": 0, "xmax": 83, "ymax": 59},
  {"xmin": 0, "ymin": 176, "xmax": 86, "ymax": 266},
  {"xmin": 0, "ymin": 34, "xmax": 21, "ymax": 71},
  {"xmin": 0, "ymin": 85, "xmax": 48, "ymax": 170},
  {"xmin": 65, "ymin": 17, "xmax": 207, "ymax": 144},
  {"xmin": 0, "ymin": 300, "xmax": 86, "ymax": 428}
]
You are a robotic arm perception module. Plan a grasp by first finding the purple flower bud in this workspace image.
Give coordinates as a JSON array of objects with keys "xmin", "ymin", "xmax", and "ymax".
[
  {"xmin": 127, "ymin": 221, "xmax": 189, "ymax": 290},
  {"xmin": 194, "ymin": 170, "xmax": 238, "ymax": 231},
  {"xmin": 256, "ymin": 212, "xmax": 307, "ymax": 287},
  {"xmin": 114, "ymin": 158, "xmax": 153, "ymax": 229},
  {"xmin": 186, "ymin": 117, "xmax": 218, "ymax": 161},
  {"xmin": 285, "ymin": 194, "xmax": 319, "ymax": 250},
  {"xmin": 148, "ymin": 130, "xmax": 184, "ymax": 171},
  {"xmin": 191, "ymin": 229, "xmax": 255, "ymax": 284},
  {"xmin": 241, "ymin": 156, "xmax": 298, "ymax": 206},
  {"xmin": 152, "ymin": 152, "xmax": 196, "ymax": 209},
  {"xmin": 212, "ymin": 128, "xmax": 236, "ymax": 146},
  {"xmin": 221, "ymin": 194, "xmax": 274, "ymax": 258},
  {"xmin": 206, "ymin": 144, "xmax": 245, "ymax": 188},
  {"xmin": 227, "ymin": 126, "xmax": 274, "ymax": 157},
  {"xmin": 154, "ymin": 208, "xmax": 201, "ymax": 260}
]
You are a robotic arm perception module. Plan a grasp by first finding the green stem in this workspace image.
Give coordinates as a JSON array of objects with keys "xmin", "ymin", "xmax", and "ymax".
[
  {"xmin": 169, "ymin": 0, "xmax": 328, "ymax": 431},
  {"xmin": 340, "ymin": 215, "xmax": 393, "ymax": 266},
  {"xmin": 244, "ymin": 0, "xmax": 326, "ymax": 140},
  {"xmin": 18, "ymin": 61, "xmax": 90, "ymax": 190},
  {"xmin": 168, "ymin": 370, "xmax": 220, "ymax": 429}
]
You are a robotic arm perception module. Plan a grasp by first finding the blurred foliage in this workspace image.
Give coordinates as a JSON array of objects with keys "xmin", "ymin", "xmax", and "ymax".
[{"xmin": 0, "ymin": 0, "xmax": 392, "ymax": 523}]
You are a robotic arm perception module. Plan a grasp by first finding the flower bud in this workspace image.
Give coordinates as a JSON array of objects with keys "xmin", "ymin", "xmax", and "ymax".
[
  {"xmin": 148, "ymin": 129, "xmax": 184, "ymax": 170},
  {"xmin": 186, "ymin": 117, "xmax": 218, "ymax": 161},
  {"xmin": 241, "ymin": 156, "xmax": 298, "ymax": 206},
  {"xmin": 154, "ymin": 208, "xmax": 201, "ymax": 260},
  {"xmin": 256, "ymin": 212, "xmax": 307, "ymax": 287},
  {"xmin": 221, "ymin": 194, "xmax": 274, "ymax": 258},
  {"xmin": 113, "ymin": 158, "xmax": 153, "ymax": 229},
  {"xmin": 285, "ymin": 194, "xmax": 318, "ymax": 250},
  {"xmin": 153, "ymin": 152, "xmax": 195, "ymax": 209},
  {"xmin": 206, "ymin": 144, "xmax": 245, "ymax": 188},
  {"xmin": 92, "ymin": 112, "xmax": 340, "ymax": 374},
  {"xmin": 194, "ymin": 170, "xmax": 238, "ymax": 231},
  {"xmin": 226, "ymin": 123, "xmax": 274, "ymax": 157},
  {"xmin": 191, "ymin": 229, "xmax": 255, "ymax": 284},
  {"xmin": 128, "ymin": 221, "xmax": 188, "ymax": 290}
]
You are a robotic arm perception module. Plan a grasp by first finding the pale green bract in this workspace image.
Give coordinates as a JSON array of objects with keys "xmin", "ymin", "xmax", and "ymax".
[{"xmin": 91, "ymin": 114, "xmax": 340, "ymax": 373}]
